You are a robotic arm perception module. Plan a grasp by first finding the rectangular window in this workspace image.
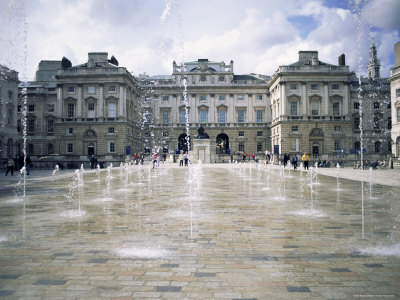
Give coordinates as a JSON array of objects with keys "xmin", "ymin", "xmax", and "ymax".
[
  {"xmin": 374, "ymin": 102, "xmax": 380, "ymax": 109},
  {"xmin": 354, "ymin": 102, "xmax": 360, "ymax": 109},
  {"xmin": 28, "ymin": 119, "xmax": 35, "ymax": 132},
  {"xmin": 332, "ymin": 84, "xmax": 339, "ymax": 90},
  {"xmin": 162, "ymin": 95, "xmax": 169, "ymax": 101},
  {"xmin": 354, "ymin": 117, "xmax": 360, "ymax": 129},
  {"xmin": 311, "ymin": 84, "xmax": 318, "ymax": 90},
  {"xmin": 396, "ymin": 89, "xmax": 400, "ymax": 98},
  {"xmin": 237, "ymin": 95, "xmax": 244, "ymax": 101},
  {"xmin": 28, "ymin": 105, "xmax": 35, "ymax": 112},
  {"xmin": 109, "ymin": 85, "xmax": 116, "ymax": 92},
  {"xmin": 333, "ymin": 102, "xmax": 340, "ymax": 116},
  {"xmin": 180, "ymin": 110, "xmax": 187, "ymax": 124},
  {"xmin": 219, "ymin": 110, "xmax": 226, "ymax": 123},
  {"xmin": 257, "ymin": 131, "xmax": 263, "ymax": 136},
  {"xmin": 67, "ymin": 142, "xmax": 73, "ymax": 153},
  {"xmin": 108, "ymin": 102, "xmax": 116, "ymax": 117},
  {"xmin": 291, "ymin": 138, "xmax": 299, "ymax": 151},
  {"xmin": 199, "ymin": 95, "xmax": 206, "ymax": 101},
  {"xmin": 292, "ymin": 125, "xmax": 298, "ymax": 131},
  {"xmin": 17, "ymin": 120, "xmax": 21, "ymax": 132},
  {"xmin": 108, "ymin": 141, "xmax": 115, "ymax": 153},
  {"xmin": 162, "ymin": 110, "xmax": 169, "ymax": 124},
  {"xmin": 257, "ymin": 142, "xmax": 263, "ymax": 152},
  {"xmin": 68, "ymin": 128, "xmax": 73, "ymax": 134},
  {"xmin": 162, "ymin": 132, "xmax": 168, "ymax": 137},
  {"xmin": 108, "ymin": 127, "xmax": 114, "ymax": 133},
  {"xmin": 397, "ymin": 108, "xmax": 400, "ymax": 123},
  {"xmin": 48, "ymin": 104, "xmax": 54, "ymax": 112},
  {"xmin": 88, "ymin": 86, "xmax": 95, "ymax": 94},
  {"xmin": 68, "ymin": 86, "xmax": 75, "ymax": 93},
  {"xmin": 311, "ymin": 101, "xmax": 319, "ymax": 115},
  {"xmin": 387, "ymin": 117, "xmax": 392, "ymax": 130},
  {"xmin": 238, "ymin": 142, "xmax": 245, "ymax": 151},
  {"xmin": 334, "ymin": 139, "xmax": 341, "ymax": 151},
  {"xmin": 238, "ymin": 131, "xmax": 244, "ymax": 136},
  {"xmin": 200, "ymin": 110, "xmax": 207, "ymax": 123},
  {"xmin": 219, "ymin": 95, "xmax": 225, "ymax": 101},
  {"xmin": 237, "ymin": 110, "xmax": 245, "ymax": 123},
  {"xmin": 8, "ymin": 91, "xmax": 13, "ymax": 100},
  {"xmin": 67, "ymin": 103, "xmax": 74, "ymax": 118},
  {"xmin": 374, "ymin": 116, "xmax": 380, "ymax": 129},
  {"xmin": 88, "ymin": 102, "xmax": 95, "ymax": 118},
  {"xmin": 47, "ymin": 119, "xmax": 54, "ymax": 133},
  {"xmin": 334, "ymin": 125, "xmax": 341, "ymax": 131},
  {"xmin": 257, "ymin": 95, "xmax": 263, "ymax": 100},
  {"xmin": 290, "ymin": 84, "xmax": 297, "ymax": 90},
  {"xmin": 256, "ymin": 110, "xmax": 263, "ymax": 123},
  {"xmin": 290, "ymin": 101, "xmax": 298, "ymax": 116},
  {"xmin": 144, "ymin": 111, "xmax": 151, "ymax": 123}
]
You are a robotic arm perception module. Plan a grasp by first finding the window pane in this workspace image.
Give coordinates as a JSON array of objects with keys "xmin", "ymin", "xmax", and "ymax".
[
  {"xmin": 200, "ymin": 110, "xmax": 207, "ymax": 123},
  {"xmin": 290, "ymin": 102, "xmax": 297, "ymax": 116},
  {"xmin": 67, "ymin": 103, "xmax": 74, "ymax": 118},
  {"xmin": 238, "ymin": 110, "xmax": 245, "ymax": 122},
  {"xmin": 333, "ymin": 102, "xmax": 340, "ymax": 115},
  {"xmin": 108, "ymin": 103, "xmax": 116, "ymax": 117},
  {"xmin": 219, "ymin": 110, "xmax": 226, "ymax": 123},
  {"xmin": 256, "ymin": 110, "xmax": 263, "ymax": 122},
  {"xmin": 311, "ymin": 101, "xmax": 319, "ymax": 115},
  {"xmin": 162, "ymin": 110, "xmax": 169, "ymax": 124}
]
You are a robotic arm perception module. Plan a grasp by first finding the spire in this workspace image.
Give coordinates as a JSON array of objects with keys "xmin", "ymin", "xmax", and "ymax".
[{"xmin": 367, "ymin": 38, "xmax": 380, "ymax": 80}]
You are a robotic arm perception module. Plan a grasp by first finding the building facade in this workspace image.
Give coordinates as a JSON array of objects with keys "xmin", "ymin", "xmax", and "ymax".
[
  {"xmin": 268, "ymin": 51, "xmax": 353, "ymax": 158},
  {"xmin": 0, "ymin": 65, "xmax": 19, "ymax": 162},
  {"xmin": 139, "ymin": 59, "xmax": 270, "ymax": 162},
  {"xmin": 390, "ymin": 41, "xmax": 400, "ymax": 157}
]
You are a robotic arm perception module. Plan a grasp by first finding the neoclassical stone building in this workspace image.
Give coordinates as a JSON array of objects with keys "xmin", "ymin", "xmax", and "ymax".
[
  {"xmin": 139, "ymin": 59, "xmax": 270, "ymax": 161},
  {"xmin": 16, "ymin": 43, "xmax": 395, "ymax": 167},
  {"xmin": 268, "ymin": 51, "xmax": 353, "ymax": 158},
  {"xmin": 391, "ymin": 41, "xmax": 400, "ymax": 157},
  {"xmin": 0, "ymin": 65, "xmax": 19, "ymax": 162}
]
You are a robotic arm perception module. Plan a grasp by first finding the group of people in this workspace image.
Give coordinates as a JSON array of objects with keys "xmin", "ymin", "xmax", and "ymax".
[
  {"xmin": 5, "ymin": 155, "xmax": 31, "ymax": 176},
  {"xmin": 178, "ymin": 151, "xmax": 190, "ymax": 167}
]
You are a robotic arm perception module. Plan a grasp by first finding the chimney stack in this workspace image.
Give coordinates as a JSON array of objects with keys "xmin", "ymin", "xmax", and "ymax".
[{"xmin": 338, "ymin": 54, "xmax": 345, "ymax": 66}]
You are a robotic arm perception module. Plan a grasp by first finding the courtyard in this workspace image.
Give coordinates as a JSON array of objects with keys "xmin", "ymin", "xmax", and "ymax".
[{"xmin": 0, "ymin": 163, "xmax": 399, "ymax": 299}]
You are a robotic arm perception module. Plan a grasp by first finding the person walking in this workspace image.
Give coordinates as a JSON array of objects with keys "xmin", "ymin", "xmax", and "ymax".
[
  {"xmin": 179, "ymin": 151, "xmax": 184, "ymax": 167},
  {"xmin": 291, "ymin": 154, "xmax": 298, "ymax": 170},
  {"xmin": 184, "ymin": 152, "xmax": 189, "ymax": 167},
  {"xmin": 302, "ymin": 152, "xmax": 310, "ymax": 170},
  {"xmin": 5, "ymin": 155, "xmax": 15, "ymax": 176}
]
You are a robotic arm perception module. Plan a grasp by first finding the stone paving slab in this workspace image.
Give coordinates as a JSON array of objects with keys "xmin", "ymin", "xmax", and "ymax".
[{"xmin": 0, "ymin": 164, "xmax": 399, "ymax": 299}]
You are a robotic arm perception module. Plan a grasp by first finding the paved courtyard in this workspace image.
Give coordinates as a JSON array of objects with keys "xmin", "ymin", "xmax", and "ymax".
[{"xmin": 0, "ymin": 163, "xmax": 399, "ymax": 299}]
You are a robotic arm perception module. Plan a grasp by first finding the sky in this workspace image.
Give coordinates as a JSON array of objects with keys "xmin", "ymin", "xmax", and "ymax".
[{"xmin": 1, "ymin": 0, "xmax": 399, "ymax": 81}]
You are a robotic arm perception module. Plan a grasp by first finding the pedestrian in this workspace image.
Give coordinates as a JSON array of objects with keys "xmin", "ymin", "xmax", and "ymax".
[
  {"xmin": 90, "ymin": 155, "xmax": 95, "ymax": 169},
  {"xmin": 266, "ymin": 149, "xmax": 271, "ymax": 163},
  {"xmin": 302, "ymin": 152, "xmax": 310, "ymax": 170},
  {"xmin": 252, "ymin": 153, "xmax": 255, "ymax": 160},
  {"xmin": 283, "ymin": 153, "xmax": 289, "ymax": 167},
  {"xmin": 184, "ymin": 151, "xmax": 189, "ymax": 167},
  {"xmin": 5, "ymin": 155, "xmax": 15, "ymax": 176},
  {"xmin": 291, "ymin": 154, "xmax": 298, "ymax": 170},
  {"xmin": 25, "ymin": 156, "xmax": 31, "ymax": 175},
  {"xmin": 152, "ymin": 153, "xmax": 158, "ymax": 169},
  {"xmin": 179, "ymin": 151, "xmax": 184, "ymax": 166}
]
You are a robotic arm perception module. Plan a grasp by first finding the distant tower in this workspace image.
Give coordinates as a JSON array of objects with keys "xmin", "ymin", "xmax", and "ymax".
[{"xmin": 368, "ymin": 38, "xmax": 380, "ymax": 80}]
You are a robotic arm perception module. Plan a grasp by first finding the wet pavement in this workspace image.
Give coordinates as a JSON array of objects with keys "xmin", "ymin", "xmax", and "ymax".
[{"xmin": 0, "ymin": 163, "xmax": 399, "ymax": 299}]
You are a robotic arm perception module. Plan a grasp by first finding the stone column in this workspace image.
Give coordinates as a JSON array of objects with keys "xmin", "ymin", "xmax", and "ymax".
[
  {"xmin": 324, "ymin": 82, "xmax": 329, "ymax": 115},
  {"xmin": 280, "ymin": 82, "xmax": 286, "ymax": 116},
  {"xmin": 247, "ymin": 94, "xmax": 253, "ymax": 122},
  {"xmin": 77, "ymin": 84, "xmax": 82, "ymax": 117},
  {"xmin": 209, "ymin": 94, "xmax": 215, "ymax": 123},
  {"xmin": 229, "ymin": 94, "xmax": 234, "ymax": 123},
  {"xmin": 302, "ymin": 81, "xmax": 307, "ymax": 115},
  {"xmin": 119, "ymin": 84, "xmax": 125, "ymax": 116},
  {"xmin": 56, "ymin": 84, "xmax": 63, "ymax": 117},
  {"xmin": 344, "ymin": 82, "xmax": 349, "ymax": 115},
  {"xmin": 98, "ymin": 84, "xmax": 104, "ymax": 118}
]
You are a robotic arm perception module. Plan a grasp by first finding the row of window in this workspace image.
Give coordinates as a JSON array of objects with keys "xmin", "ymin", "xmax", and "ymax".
[
  {"xmin": 158, "ymin": 94, "xmax": 264, "ymax": 101},
  {"xmin": 288, "ymin": 83, "xmax": 340, "ymax": 91},
  {"xmin": 67, "ymin": 85, "xmax": 116, "ymax": 93},
  {"xmin": 159, "ymin": 109, "xmax": 264, "ymax": 124},
  {"xmin": 25, "ymin": 141, "xmax": 116, "ymax": 155}
]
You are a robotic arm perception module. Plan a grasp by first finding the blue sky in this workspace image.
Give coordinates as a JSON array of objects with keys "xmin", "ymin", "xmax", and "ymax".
[{"xmin": 1, "ymin": 0, "xmax": 399, "ymax": 80}]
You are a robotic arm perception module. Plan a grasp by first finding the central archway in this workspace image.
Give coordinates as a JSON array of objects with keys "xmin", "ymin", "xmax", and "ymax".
[
  {"xmin": 216, "ymin": 133, "xmax": 229, "ymax": 154},
  {"xmin": 178, "ymin": 133, "xmax": 191, "ymax": 153}
]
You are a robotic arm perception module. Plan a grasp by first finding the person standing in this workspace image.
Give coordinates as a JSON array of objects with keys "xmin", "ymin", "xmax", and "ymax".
[
  {"xmin": 184, "ymin": 151, "xmax": 189, "ymax": 167},
  {"xmin": 5, "ymin": 156, "xmax": 15, "ymax": 176},
  {"xmin": 90, "ymin": 155, "xmax": 95, "ymax": 169},
  {"xmin": 179, "ymin": 151, "xmax": 184, "ymax": 167},
  {"xmin": 25, "ymin": 156, "xmax": 31, "ymax": 175},
  {"xmin": 291, "ymin": 154, "xmax": 298, "ymax": 170},
  {"xmin": 302, "ymin": 152, "xmax": 310, "ymax": 170}
]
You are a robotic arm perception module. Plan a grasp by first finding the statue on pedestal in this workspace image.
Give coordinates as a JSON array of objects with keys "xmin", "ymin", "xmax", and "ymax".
[{"xmin": 196, "ymin": 126, "xmax": 209, "ymax": 139}]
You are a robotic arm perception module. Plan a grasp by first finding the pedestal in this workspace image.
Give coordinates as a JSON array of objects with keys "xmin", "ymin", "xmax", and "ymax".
[{"xmin": 192, "ymin": 139, "xmax": 211, "ymax": 164}]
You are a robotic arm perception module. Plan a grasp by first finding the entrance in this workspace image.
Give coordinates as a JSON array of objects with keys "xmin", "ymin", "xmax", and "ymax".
[
  {"xmin": 312, "ymin": 143, "xmax": 319, "ymax": 156},
  {"xmin": 88, "ymin": 143, "xmax": 95, "ymax": 156}
]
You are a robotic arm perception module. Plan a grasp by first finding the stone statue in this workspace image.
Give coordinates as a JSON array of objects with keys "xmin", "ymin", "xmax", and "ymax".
[{"xmin": 196, "ymin": 126, "xmax": 209, "ymax": 139}]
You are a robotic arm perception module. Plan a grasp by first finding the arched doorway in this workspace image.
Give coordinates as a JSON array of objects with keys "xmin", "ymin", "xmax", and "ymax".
[
  {"xmin": 216, "ymin": 133, "xmax": 229, "ymax": 154},
  {"xmin": 83, "ymin": 129, "xmax": 97, "ymax": 156},
  {"xmin": 309, "ymin": 128, "xmax": 324, "ymax": 157},
  {"xmin": 178, "ymin": 133, "xmax": 191, "ymax": 153}
]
